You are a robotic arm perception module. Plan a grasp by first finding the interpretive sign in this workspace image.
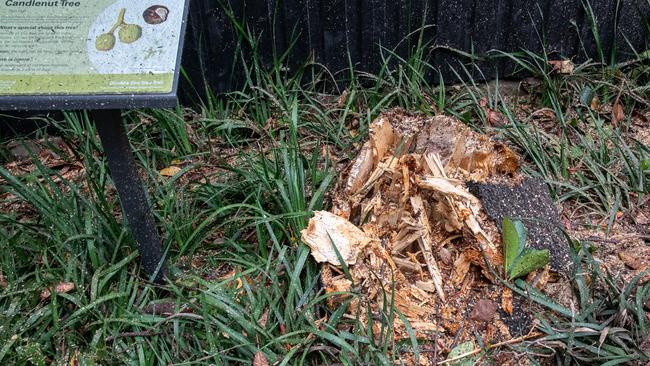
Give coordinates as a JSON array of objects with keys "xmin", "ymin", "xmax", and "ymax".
[
  {"xmin": 0, "ymin": 1, "xmax": 190, "ymax": 283},
  {"xmin": 0, "ymin": 0, "xmax": 189, "ymax": 110}
]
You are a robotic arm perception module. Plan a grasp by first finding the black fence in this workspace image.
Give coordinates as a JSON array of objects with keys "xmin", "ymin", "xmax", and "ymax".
[{"xmin": 180, "ymin": 0, "xmax": 650, "ymax": 99}]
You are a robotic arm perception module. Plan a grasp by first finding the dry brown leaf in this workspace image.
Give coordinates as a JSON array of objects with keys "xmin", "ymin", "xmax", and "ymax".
[
  {"xmin": 471, "ymin": 299, "xmax": 497, "ymax": 322},
  {"xmin": 301, "ymin": 211, "xmax": 371, "ymax": 266},
  {"xmin": 41, "ymin": 281, "xmax": 75, "ymax": 301},
  {"xmin": 612, "ymin": 102, "xmax": 625, "ymax": 126},
  {"xmin": 56, "ymin": 282, "xmax": 75, "ymax": 294},
  {"xmin": 549, "ymin": 59, "xmax": 574, "ymax": 74},
  {"xmin": 159, "ymin": 166, "xmax": 181, "ymax": 177},
  {"xmin": 253, "ymin": 351, "xmax": 269, "ymax": 366},
  {"xmin": 0, "ymin": 272, "xmax": 7, "ymax": 289},
  {"xmin": 487, "ymin": 109, "xmax": 507, "ymax": 127},
  {"xmin": 258, "ymin": 309, "xmax": 269, "ymax": 328},
  {"xmin": 590, "ymin": 96, "xmax": 600, "ymax": 110},
  {"xmin": 619, "ymin": 252, "xmax": 649, "ymax": 270}
]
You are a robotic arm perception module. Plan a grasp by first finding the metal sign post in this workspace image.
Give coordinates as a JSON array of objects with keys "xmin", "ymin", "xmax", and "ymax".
[{"xmin": 0, "ymin": 1, "xmax": 191, "ymax": 283}]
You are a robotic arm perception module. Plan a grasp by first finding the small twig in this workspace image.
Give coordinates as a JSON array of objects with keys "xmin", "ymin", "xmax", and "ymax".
[
  {"xmin": 437, "ymin": 333, "xmax": 541, "ymax": 365},
  {"xmin": 155, "ymin": 312, "xmax": 204, "ymax": 327},
  {"xmin": 583, "ymin": 236, "xmax": 620, "ymax": 244}
]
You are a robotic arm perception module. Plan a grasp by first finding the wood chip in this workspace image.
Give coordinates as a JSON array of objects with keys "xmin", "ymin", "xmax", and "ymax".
[
  {"xmin": 502, "ymin": 287, "xmax": 513, "ymax": 316},
  {"xmin": 301, "ymin": 211, "xmax": 371, "ymax": 266},
  {"xmin": 410, "ymin": 195, "xmax": 445, "ymax": 301}
]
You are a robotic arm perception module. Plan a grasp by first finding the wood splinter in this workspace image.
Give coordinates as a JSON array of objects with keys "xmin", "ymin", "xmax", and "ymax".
[{"xmin": 410, "ymin": 195, "xmax": 445, "ymax": 301}]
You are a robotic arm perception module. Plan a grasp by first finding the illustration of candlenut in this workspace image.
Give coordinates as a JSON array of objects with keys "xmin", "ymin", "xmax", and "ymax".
[
  {"xmin": 95, "ymin": 33, "xmax": 116, "ymax": 51},
  {"xmin": 119, "ymin": 23, "xmax": 142, "ymax": 43},
  {"xmin": 143, "ymin": 5, "xmax": 169, "ymax": 24},
  {"xmin": 95, "ymin": 8, "xmax": 142, "ymax": 51}
]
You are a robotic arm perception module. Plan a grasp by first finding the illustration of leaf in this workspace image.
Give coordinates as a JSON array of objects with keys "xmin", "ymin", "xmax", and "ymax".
[
  {"xmin": 502, "ymin": 217, "xmax": 526, "ymax": 272},
  {"xmin": 508, "ymin": 248, "xmax": 550, "ymax": 279}
]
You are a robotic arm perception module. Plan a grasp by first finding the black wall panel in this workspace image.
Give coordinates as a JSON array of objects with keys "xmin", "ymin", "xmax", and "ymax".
[{"xmin": 180, "ymin": 0, "xmax": 650, "ymax": 99}]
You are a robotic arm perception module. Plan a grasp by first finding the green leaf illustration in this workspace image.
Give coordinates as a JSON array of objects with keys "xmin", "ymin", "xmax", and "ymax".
[
  {"xmin": 502, "ymin": 217, "xmax": 526, "ymax": 272},
  {"xmin": 508, "ymin": 248, "xmax": 550, "ymax": 279}
]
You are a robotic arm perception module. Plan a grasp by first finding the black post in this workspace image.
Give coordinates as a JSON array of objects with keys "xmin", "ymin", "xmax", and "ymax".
[{"xmin": 92, "ymin": 109, "xmax": 167, "ymax": 283}]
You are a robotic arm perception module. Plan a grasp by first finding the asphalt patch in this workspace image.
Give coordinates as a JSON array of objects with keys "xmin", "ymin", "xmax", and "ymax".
[
  {"xmin": 498, "ymin": 295, "xmax": 534, "ymax": 337},
  {"xmin": 468, "ymin": 177, "xmax": 571, "ymax": 273}
]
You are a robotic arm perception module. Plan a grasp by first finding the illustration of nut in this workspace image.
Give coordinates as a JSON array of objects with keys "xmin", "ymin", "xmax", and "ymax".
[
  {"xmin": 119, "ymin": 23, "xmax": 142, "ymax": 43},
  {"xmin": 143, "ymin": 5, "xmax": 169, "ymax": 24},
  {"xmin": 95, "ymin": 33, "xmax": 116, "ymax": 51}
]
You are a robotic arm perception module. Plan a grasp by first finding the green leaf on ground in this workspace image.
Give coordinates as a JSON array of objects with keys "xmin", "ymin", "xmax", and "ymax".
[
  {"xmin": 502, "ymin": 217, "xmax": 526, "ymax": 272},
  {"xmin": 509, "ymin": 248, "xmax": 550, "ymax": 279},
  {"xmin": 446, "ymin": 341, "xmax": 478, "ymax": 366}
]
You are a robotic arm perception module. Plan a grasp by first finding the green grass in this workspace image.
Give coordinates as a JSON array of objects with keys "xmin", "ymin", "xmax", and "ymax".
[{"xmin": 1, "ymin": 5, "xmax": 650, "ymax": 365}]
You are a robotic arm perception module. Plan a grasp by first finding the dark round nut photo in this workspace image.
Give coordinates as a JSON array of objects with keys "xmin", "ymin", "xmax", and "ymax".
[{"xmin": 143, "ymin": 5, "xmax": 170, "ymax": 25}]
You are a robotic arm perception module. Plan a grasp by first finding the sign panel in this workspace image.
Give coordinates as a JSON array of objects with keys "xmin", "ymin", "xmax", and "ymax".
[{"xmin": 0, "ymin": 1, "xmax": 187, "ymax": 98}]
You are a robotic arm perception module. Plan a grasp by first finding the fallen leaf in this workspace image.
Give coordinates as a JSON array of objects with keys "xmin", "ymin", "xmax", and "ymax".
[
  {"xmin": 619, "ymin": 252, "xmax": 648, "ymax": 270},
  {"xmin": 590, "ymin": 96, "xmax": 600, "ymax": 110},
  {"xmin": 55, "ymin": 282, "xmax": 75, "ymax": 294},
  {"xmin": 253, "ymin": 351, "xmax": 269, "ymax": 366},
  {"xmin": 470, "ymin": 299, "xmax": 497, "ymax": 322},
  {"xmin": 159, "ymin": 166, "xmax": 181, "ymax": 177},
  {"xmin": 612, "ymin": 102, "xmax": 625, "ymax": 126},
  {"xmin": 487, "ymin": 109, "xmax": 507, "ymax": 127},
  {"xmin": 258, "ymin": 309, "xmax": 269, "ymax": 328},
  {"xmin": 300, "ymin": 211, "xmax": 371, "ymax": 266},
  {"xmin": 549, "ymin": 59, "xmax": 574, "ymax": 74},
  {"xmin": 41, "ymin": 281, "xmax": 75, "ymax": 301}
]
